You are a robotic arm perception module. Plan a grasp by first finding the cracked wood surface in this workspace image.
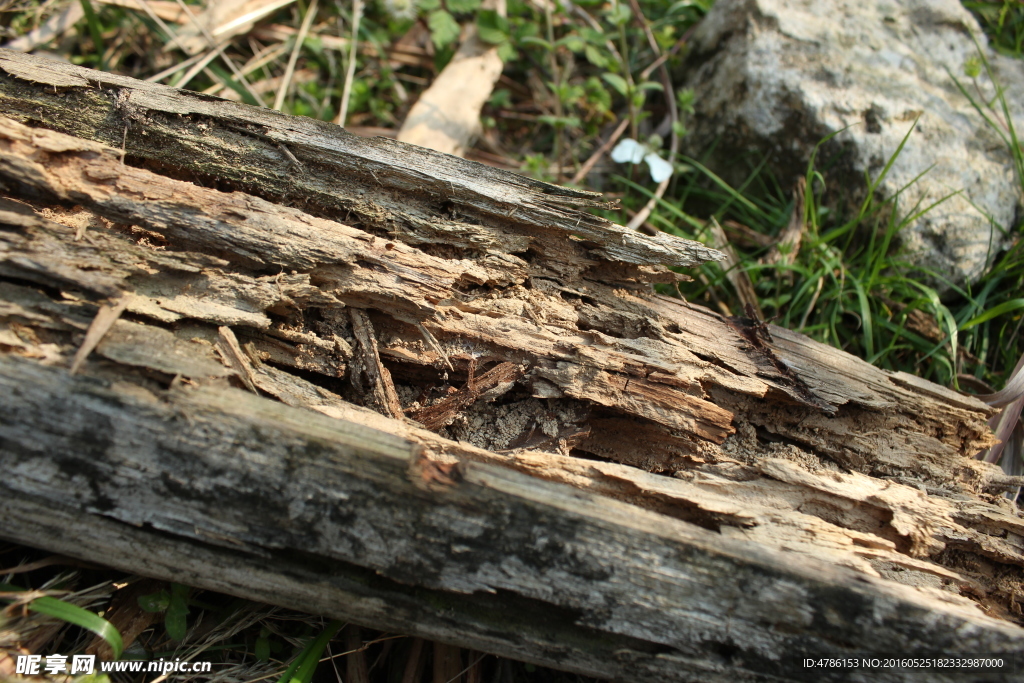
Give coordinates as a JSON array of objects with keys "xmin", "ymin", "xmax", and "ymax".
[
  {"xmin": 2, "ymin": 356, "xmax": 1023, "ymax": 683},
  {"xmin": 0, "ymin": 51, "xmax": 1022, "ymax": 681},
  {"xmin": 0, "ymin": 48, "xmax": 721, "ymax": 272}
]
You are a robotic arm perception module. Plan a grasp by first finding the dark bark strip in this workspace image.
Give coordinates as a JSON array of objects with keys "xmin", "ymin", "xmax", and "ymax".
[{"xmin": 1, "ymin": 356, "xmax": 1022, "ymax": 683}]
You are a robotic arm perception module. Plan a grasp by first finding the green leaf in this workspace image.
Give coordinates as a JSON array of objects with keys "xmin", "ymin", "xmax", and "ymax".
[
  {"xmin": 584, "ymin": 44, "xmax": 608, "ymax": 68},
  {"xmin": 601, "ymin": 72, "xmax": 629, "ymax": 96},
  {"xmin": 604, "ymin": 3, "xmax": 631, "ymax": 26},
  {"xmin": 427, "ymin": 9, "xmax": 460, "ymax": 48},
  {"xmin": 514, "ymin": 21, "xmax": 539, "ymax": 40},
  {"xmin": 520, "ymin": 35, "xmax": 552, "ymax": 50},
  {"xmin": 476, "ymin": 10, "xmax": 509, "ymax": 44},
  {"xmin": 0, "ymin": 583, "xmax": 124, "ymax": 659},
  {"xmin": 255, "ymin": 628, "xmax": 271, "ymax": 662},
  {"xmin": 538, "ymin": 114, "xmax": 581, "ymax": 129},
  {"xmin": 137, "ymin": 590, "xmax": 170, "ymax": 613},
  {"xmin": 963, "ymin": 55, "xmax": 982, "ymax": 78},
  {"xmin": 416, "ymin": 0, "xmax": 441, "ymax": 10},
  {"xmin": 637, "ymin": 81, "xmax": 664, "ymax": 92},
  {"xmin": 550, "ymin": 81, "xmax": 584, "ymax": 104},
  {"xmin": 447, "ymin": 0, "xmax": 480, "ymax": 12},
  {"xmin": 555, "ymin": 34, "xmax": 585, "ymax": 52},
  {"xmin": 165, "ymin": 583, "xmax": 190, "ymax": 641},
  {"xmin": 488, "ymin": 88, "xmax": 512, "ymax": 108},
  {"xmin": 497, "ymin": 41, "xmax": 516, "ymax": 62},
  {"xmin": 655, "ymin": 25, "xmax": 676, "ymax": 50},
  {"xmin": 585, "ymin": 76, "xmax": 611, "ymax": 112},
  {"xmin": 676, "ymin": 87, "xmax": 695, "ymax": 115}
]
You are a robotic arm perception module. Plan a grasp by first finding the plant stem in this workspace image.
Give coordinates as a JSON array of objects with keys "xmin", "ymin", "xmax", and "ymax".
[
  {"xmin": 275, "ymin": 0, "xmax": 319, "ymax": 112},
  {"xmin": 544, "ymin": 0, "xmax": 564, "ymax": 179},
  {"xmin": 336, "ymin": 0, "xmax": 364, "ymax": 127}
]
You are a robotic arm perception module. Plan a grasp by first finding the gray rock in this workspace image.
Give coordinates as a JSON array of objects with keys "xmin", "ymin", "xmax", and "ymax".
[{"xmin": 680, "ymin": 0, "xmax": 1023, "ymax": 290}]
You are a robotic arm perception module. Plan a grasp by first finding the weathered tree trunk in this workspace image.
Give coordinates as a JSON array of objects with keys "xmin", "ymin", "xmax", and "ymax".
[{"xmin": 1, "ymin": 49, "xmax": 1022, "ymax": 682}]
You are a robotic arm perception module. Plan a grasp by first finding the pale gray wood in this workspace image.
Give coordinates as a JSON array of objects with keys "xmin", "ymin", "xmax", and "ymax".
[
  {"xmin": 0, "ymin": 48, "xmax": 722, "ymax": 272},
  {"xmin": 2, "ymin": 355, "xmax": 1022, "ymax": 683}
]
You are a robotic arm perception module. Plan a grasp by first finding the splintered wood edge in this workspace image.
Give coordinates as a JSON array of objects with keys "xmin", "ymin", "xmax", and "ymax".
[
  {"xmin": 1, "ymin": 48, "xmax": 1020, "ymax": 679},
  {"xmin": 0, "ymin": 49, "xmax": 724, "ymax": 270},
  {"xmin": 1, "ymin": 354, "xmax": 1022, "ymax": 683}
]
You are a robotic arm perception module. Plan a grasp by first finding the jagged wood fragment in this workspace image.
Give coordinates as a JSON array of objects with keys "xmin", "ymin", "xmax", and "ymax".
[
  {"xmin": 0, "ymin": 55, "xmax": 1021, "ymax": 681},
  {"xmin": 1, "ymin": 355, "xmax": 1023, "ymax": 683},
  {"xmin": 409, "ymin": 361, "xmax": 524, "ymax": 430},
  {"xmin": 350, "ymin": 307, "xmax": 405, "ymax": 419},
  {"xmin": 216, "ymin": 325, "xmax": 260, "ymax": 393},
  {"xmin": 0, "ymin": 48, "xmax": 723, "ymax": 273},
  {"xmin": 2, "ymin": 157, "xmax": 1021, "ymax": 646},
  {"xmin": 68, "ymin": 294, "xmax": 129, "ymax": 374},
  {"xmin": 0, "ymin": 113, "xmax": 1002, "ymax": 490}
]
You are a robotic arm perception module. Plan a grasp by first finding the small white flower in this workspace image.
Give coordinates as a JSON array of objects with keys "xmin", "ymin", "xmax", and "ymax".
[
  {"xmin": 611, "ymin": 138, "xmax": 673, "ymax": 182},
  {"xmin": 382, "ymin": 0, "xmax": 417, "ymax": 21}
]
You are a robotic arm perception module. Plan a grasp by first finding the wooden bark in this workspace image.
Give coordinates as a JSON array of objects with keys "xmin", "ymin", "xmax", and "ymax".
[{"xmin": 1, "ymin": 50, "xmax": 1023, "ymax": 681}]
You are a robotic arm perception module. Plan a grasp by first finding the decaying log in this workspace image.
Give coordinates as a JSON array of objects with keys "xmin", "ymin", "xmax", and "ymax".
[
  {"xmin": 1, "ymin": 49, "xmax": 1023, "ymax": 682},
  {"xmin": 3, "ymin": 355, "xmax": 1023, "ymax": 683}
]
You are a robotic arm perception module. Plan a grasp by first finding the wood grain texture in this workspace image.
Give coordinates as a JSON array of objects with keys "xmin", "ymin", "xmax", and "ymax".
[
  {"xmin": 0, "ymin": 52, "xmax": 1022, "ymax": 681},
  {"xmin": 2, "ymin": 355, "xmax": 1022, "ymax": 683},
  {"xmin": 0, "ymin": 48, "xmax": 722, "ymax": 272}
]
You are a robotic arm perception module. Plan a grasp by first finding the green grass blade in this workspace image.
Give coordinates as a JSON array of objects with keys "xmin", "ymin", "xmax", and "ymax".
[
  {"xmin": 612, "ymin": 175, "xmax": 706, "ymax": 232},
  {"xmin": 78, "ymin": 0, "xmax": 106, "ymax": 66},
  {"xmin": 805, "ymin": 125, "xmax": 853, "ymax": 178},
  {"xmin": 897, "ymin": 279, "xmax": 959, "ymax": 382},
  {"xmin": 875, "ymin": 315, "xmax": 938, "ymax": 352},
  {"xmin": 276, "ymin": 619, "xmax": 343, "ymax": 683},
  {"xmin": 677, "ymin": 155, "xmax": 759, "ymax": 211},
  {"xmin": 950, "ymin": 73, "xmax": 1010, "ymax": 146},
  {"xmin": 205, "ymin": 63, "xmax": 261, "ymax": 107},
  {"xmin": 0, "ymin": 583, "xmax": 124, "ymax": 659},
  {"xmin": 975, "ymin": 34, "xmax": 1024, "ymax": 188},
  {"xmin": 866, "ymin": 118, "xmax": 920, "ymax": 198},
  {"xmin": 956, "ymin": 276, "xmax": 1003, "ymax": 326},
  {"xmin": 960, "ymin": 298, "xmax": 1024, "ymax": 330},
  {"xmin": 850, "ymin": 277, "xmax": 874, "ymax": 359}
]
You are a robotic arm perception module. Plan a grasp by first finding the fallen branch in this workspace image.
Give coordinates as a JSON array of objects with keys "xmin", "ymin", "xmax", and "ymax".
[{"xmin": 0, "ymin": 51, "xmax": 1021, "ymax": 681}]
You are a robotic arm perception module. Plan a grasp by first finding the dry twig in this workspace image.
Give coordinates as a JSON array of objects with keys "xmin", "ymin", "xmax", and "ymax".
[
  {"xmin": 273, "ymin": 0, "xmax": 318, "ymax": 111},
  {"xmin": 336, "ymin": 0, "xmax": 363, "ymax": 127}
]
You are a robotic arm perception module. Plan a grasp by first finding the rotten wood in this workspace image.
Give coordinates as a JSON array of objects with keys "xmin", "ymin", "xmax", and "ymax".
[
  {"xmin": 409, "ymin": 360, "xmax": 524, "ymax": 430},
  {"xmin": 396, "ymin": 0, "xmax": 506, "ymax": 157},
  {"xmin": 0, "ymin": 48, "xmax": 719, "ymax": 273},
  {"xmin": 350, "ymin": 307, "xmax": 405, "ymax": 419},
  {"xmin": 0, "ymin": 50, "xmax": 1022, "ymax": 682},
  {"xmin": 2, "ymin": 356, "xmax": 1023, "ymax": 683},
  {"xmin": 69, "ymin": 294, "xmax": 129, "ymax": 374}
]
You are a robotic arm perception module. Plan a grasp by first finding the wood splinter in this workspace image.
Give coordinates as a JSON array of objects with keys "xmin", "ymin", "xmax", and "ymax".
[
  {"xmin": 409, "ymin": 360, "xmax": 524, "ymax": 431},
  {"xmin": 350, "ymin": 308, "xmax": 405, "ymax": 419},
  {"xmin": 69, "ymin": 294, "xmax": 130, "ymax": 375}
]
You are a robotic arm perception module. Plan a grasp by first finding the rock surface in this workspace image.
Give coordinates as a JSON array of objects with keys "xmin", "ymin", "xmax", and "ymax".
[{"xmin": 680, "ymin": 0, "xmax": 1024, "ymax": 290}]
